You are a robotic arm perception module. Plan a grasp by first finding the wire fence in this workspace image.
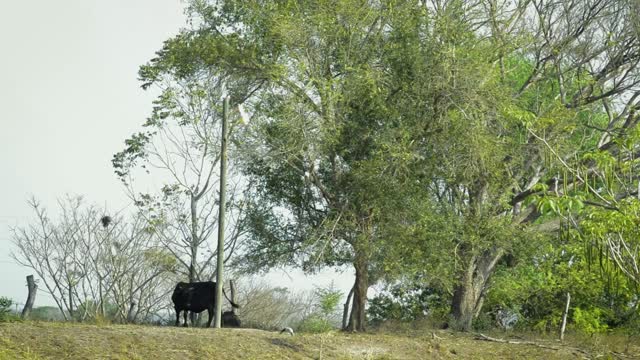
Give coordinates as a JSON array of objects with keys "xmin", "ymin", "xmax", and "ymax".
[{"xmin": 3, "ymin": 279, "xmax": 57, "ymax": 309}]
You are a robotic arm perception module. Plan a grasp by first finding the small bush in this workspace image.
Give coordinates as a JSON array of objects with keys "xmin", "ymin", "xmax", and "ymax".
[
  {"xmin": 473, "ymin": 312, "xmax": 494, "ymax": 331},
  {"xmin": 0, "ymin": 297, "xmax": 20, "ymax": 323},
  {"xmin": 622, "ymin": 313, "xmax": 640, "ymax": 336},
  {"xmin": 296, "ymin": 283, "xmax": 342, "ymax": 333},
  {"xmin": 234, "ymin": 278, "xmax": 316, "ymax": 331},
  {"xmin": 367, "ymin": 282, "xmax": 449, "ymax": 327},
  {"xmin": 30, "ymin": 306, "xmax": 65, "ymax": 322},
  {"xmin": 573, "ymin": 307, "xmax": 609, "ymax": 335},
  {"xmin": 297, "ymin": 315, "xmax": 334, "ymax": 333}
]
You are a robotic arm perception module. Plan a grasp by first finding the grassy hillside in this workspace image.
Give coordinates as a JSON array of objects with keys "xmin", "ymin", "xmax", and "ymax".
[{"xmin": 0, "ymin": 322, "xmax": 638, "ymax": 359}]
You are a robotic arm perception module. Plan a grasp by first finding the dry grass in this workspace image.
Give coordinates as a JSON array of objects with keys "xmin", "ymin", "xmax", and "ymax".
[{"xmin": 0, "ymin": 322, "xmax": 638, "ymax": 359}]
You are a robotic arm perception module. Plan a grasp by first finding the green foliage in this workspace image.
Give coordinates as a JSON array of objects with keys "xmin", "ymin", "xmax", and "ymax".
[
  {"xmin": 485, "ymin": 231, "xmax": 636, "ymax": 333},
  {"xmin": 573, "ymin": 307, "xmax": 610, "ymax": 335},
  {"xmin": 29, "ymin": 306, "xmax": 64, "ymax": 322},
  {"xmin": 578, "ymin": 199, "xmax": 640, "ymax": 300},
  {"xmin": 298, "ymin": 284, "xmax": 342, "ymax": 333},
  {"xmin": 367, "ymin": 281, "xmax": 449, "ymax": 326},
  {"xmin": 0, "ymin": 297, "xmax": 13, "ymax": 322},
  {"xmin": 143, "ymin": 248, "xmax": 178, "ymax": 273},
  {"xmin": 297, "ymin": 315, "xmax": 334, "ymax": 334},
  {"xmin": 315, "ymin": 285, "xmax": 342, "ymax": 319},
  {"xmin": 111, "ymin": 132, "xmax": 152, "ymax": 180},
  {"xmin": 139, "ymin": 0, "xmax": 640, "ymax": 332}
]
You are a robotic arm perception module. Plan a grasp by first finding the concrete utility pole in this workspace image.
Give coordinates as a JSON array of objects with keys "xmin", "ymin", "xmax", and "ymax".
[{"xmin": 214, "ymin": 96, "xmax": 229, "ymax": 328}]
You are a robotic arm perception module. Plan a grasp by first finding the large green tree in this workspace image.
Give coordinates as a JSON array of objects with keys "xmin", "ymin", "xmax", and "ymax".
[
  {"xmin": 418, "ymin": 0, "xmax": 640, "ymax": 330},
  {"xmin": 141, "ymin": 0, "xmax": 640, "ymax": 332},
  {"xmin": 231, "ymin": 0, "xmax": 435, "ymax": 331},
  {"xmin": 356, "ymin": 0, "xmax": 640, "ymax": 331}
]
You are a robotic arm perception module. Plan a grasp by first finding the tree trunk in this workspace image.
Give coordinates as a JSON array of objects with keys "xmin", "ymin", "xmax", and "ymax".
[
  {"xmin": 345, "ymin": 252, "xmax": 369, "ymax": 332},
  {"xmin": 342, "ymin": 285, "xmax": 355, "ymax": 330},
  {"xmin": 98, "ymin": 281, "xmax": 105, "ymax": 318},
  {"xmin": 451, "ymin": 247, "xmax": 504, "ymax": 331},
  {"xmin": 68, "ymin": 281, "xmax": 74, "ymax": 321},
  {"xmin": 229, "ymin": 280, "xmax": 237, "ymax": 313},
  {"xmin": 21, "ymin": 275, "xmax": 37, "ymax": 319},
  {"xmin": 126, "ymin": 301, "xmax": 137, "ymax": 323}
]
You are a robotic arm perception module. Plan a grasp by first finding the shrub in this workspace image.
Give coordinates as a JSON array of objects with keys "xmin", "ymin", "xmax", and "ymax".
[
  {"xmin": 573, "ymin": 307, "xmax": 609, "ymax": 335},
  {"xmin": 297, "ymin": 315, "xmax": 334, "ymax": 333},
  {"xmin": 30, "ymin": 306, "xmax": 65, "ymax": 322},
  {"xmin": 367, "ymin": 281, "xmax": 449, "ymax": 327},
  {"xmin": 0, "ymin": 297, "xmax": 19, "ymax": 322},
  {"xmin": 297, "ymin": 283, "xmax": 342, "ymax": 333},
  {"xmin": 235, "ymin": 278, "xmax": 315, "ymax": 330}
]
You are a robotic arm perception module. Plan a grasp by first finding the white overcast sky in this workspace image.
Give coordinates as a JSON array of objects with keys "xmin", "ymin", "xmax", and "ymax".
[{"xmin": 0, "ymin": 0, "xmax": 353, "ymax": 306}]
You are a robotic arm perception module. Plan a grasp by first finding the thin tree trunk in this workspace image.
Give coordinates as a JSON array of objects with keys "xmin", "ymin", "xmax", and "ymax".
[
  {"xmin": 127, "ymin": 301, "xmax": 137, "ymax": 324},
  {"xmin": 342, "ymin": 285, "xmax": 355, "ymax": 330},
  {"xmin": 346, "ymin": 251, "xmax": 368, "ymax": 332},
  {"xmin": 68, "ymin": 280, "xmax": 74, "ymax": 321},
  {"xmin": 451, "ymin": 247, "xmax": 504, "ymax": 331},
  {"xmin": 98, "ymin": 281, "xmax": 105, "ymax": 318},
  {"xmin": 229, "ymin": 279, "xmax": 237, "ymax": 313},
  {"xmin": 560, "ymin": 292, "xmax": 571, "ymax": 341},
  {"xmin": 21, "ymin": 275, "xmax": 37, "ymax": 319}
]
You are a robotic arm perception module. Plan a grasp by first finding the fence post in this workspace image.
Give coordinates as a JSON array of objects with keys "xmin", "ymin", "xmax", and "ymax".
[
  {"xmin": 21, "ymin": 275, "xmax": 37, "ymax": 319},
  {"xmin": 560, "ymin": 292, "xmax": 571, "ymax": 341}
]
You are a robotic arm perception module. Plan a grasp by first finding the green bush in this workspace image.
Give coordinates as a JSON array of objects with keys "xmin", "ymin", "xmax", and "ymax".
[
  {"xmin": 472, "ymin": 311, "xmax": 495, "ymax": 331},
  {"xmin": 30, "ymin": 306, "xmax": 65, "ymax": 322},
  {"xmin": 296, "ymin": 283, "xmax": 342, "ymax": 333},
  {"xmin": 484, "ymin": 234, "xmax": 637, "ymax": 333},
  {"xmin": 297, "ymin": 315, "xmax": 334, "ymax": 333},
  {"xmin": 367, "ymin": 281, "xmax": 449, "ymax": 327},
  {"xmin": 0, "ymin": 297, "xmax": 19, "ymax": 322},
  {"xmin": 573, "ymin": 307, "xmax": 609, "ymax": 335}
]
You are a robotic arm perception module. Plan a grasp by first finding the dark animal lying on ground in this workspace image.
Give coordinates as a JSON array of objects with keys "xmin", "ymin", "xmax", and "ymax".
[
  {"xmin": 172, "ymin": 281, "xmax": 240, "ymax": 327},
  {"xmin": 222, "ymin": 310, "xmax": 241, "ymax": 327}
]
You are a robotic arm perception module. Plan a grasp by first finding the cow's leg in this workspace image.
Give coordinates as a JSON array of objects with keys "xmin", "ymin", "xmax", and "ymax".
[
  {"xmin": 183, "ymin": 310, "xmax": 189, "ymax": 327},
  {"xmin": 175, "ymin": 308, "xmax": 181, "ymax": 327},
  {"xmin": 206, "ymin": 307, "xmax": 214, "ymax": 328}
]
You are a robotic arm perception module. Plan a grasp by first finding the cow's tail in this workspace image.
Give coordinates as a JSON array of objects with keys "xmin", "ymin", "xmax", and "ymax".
[{"xmin": 223, "ymin": 289, "xmax": 241, "ymax": 308}]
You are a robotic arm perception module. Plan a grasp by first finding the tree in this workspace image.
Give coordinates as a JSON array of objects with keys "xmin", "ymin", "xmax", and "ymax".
[
  {"xmin": 231, "ymin": 0, "xmax": 439, "ymax": 331},
  {"xmin": 140, "ymin": 0, "xmax": 440, "ymax": 332},
  {"xmin": 113, "ymin": 58, "xmax": 248, "ymax": 284},
  {"xmin": 399, "ymin": 0, "xmax": 640, "ymax": 330},
  {"xmin": 141, "ymin": 0, "xmax": 640, "ymax": 332},
  {"xmin": 11, "ymin": 196, "xmax": 175, "ymax": 322}
]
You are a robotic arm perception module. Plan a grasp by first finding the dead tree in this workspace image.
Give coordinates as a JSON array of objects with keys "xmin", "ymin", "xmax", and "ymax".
[{"xmin": 21, "ymin": 275, "xmax": 37, "ymax": 319}]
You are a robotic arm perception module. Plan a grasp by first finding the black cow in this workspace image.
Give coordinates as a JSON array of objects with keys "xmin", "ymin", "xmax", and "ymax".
[
  {"xmin": 172, "ymin": 281, "xmax": 240, "ymax": 327},
  {"xmin": 222, "ymin": 310, "xmax": 241, "ymax": 327}
]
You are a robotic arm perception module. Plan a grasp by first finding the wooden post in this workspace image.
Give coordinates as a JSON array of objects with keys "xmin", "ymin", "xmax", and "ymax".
[
  {"xmin": 214, "ymin": 96, "xmax": 229, "ymax": 328},
  {"xmin": 560, "ymin": 292, "xmax": 571, "ymax": 341},
  {"xmin": 21, "ymin": 275, "xmax": 37, "ymax": 319}
]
